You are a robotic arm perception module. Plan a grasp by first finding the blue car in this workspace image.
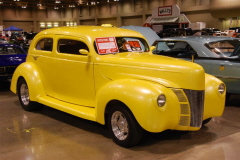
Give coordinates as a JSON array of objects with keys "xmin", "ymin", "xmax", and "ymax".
[
  {"xmin": 152, "ymin": 36, "xmax": 240, "ymax": 99},
  {"xmin": 0, "ymin": 44, "xmax": 27, "ymax": 81}
]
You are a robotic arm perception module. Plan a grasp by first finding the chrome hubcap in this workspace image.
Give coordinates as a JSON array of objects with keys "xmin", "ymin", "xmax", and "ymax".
[
  {"xmin": 111, "ymin": 111, "xmax": 129, "ymax": 140},
  {"xmin": 20, "ymin": 83, "xmax": 29, "ymax": 106}
]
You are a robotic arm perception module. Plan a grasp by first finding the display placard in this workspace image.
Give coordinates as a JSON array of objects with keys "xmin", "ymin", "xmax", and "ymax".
[
  {"xmin": 95, "ymin": 37, "xmax": 119, "ymax": 54},
  {"xmin": 127, "ymin": 40, "xmax": 142, "ymax": 51},
  {"xmin": 158, "ymin": 6, "xmax": 172, "ymax": 16}
]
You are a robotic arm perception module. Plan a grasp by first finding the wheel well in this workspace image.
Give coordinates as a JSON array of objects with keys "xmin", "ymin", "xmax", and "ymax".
[
  {"xmin": 16, "ymin": 76, "xmax": 25, "ymax": 94},
  {"xmin": 104, "ymin": 100, "xmax": 133, "ymax": 125}
]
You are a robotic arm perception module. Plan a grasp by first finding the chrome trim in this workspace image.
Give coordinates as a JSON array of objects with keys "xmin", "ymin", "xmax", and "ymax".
[
  {"xmin": 172, "ymin": 89, "xmax": 204, "ymax": 127},
  {"xmin": 183, "ymin": 89, "xmax": 204, "ymax": 128},
  {"xmin": 172, "ymin": 89, "xmax": 188, "ymax": 102}
]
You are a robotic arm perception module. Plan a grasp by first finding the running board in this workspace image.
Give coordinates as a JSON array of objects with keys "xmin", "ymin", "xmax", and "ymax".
[{"xmin": 37, "ymin": 96, "xmax": 96, "ymax": 122}]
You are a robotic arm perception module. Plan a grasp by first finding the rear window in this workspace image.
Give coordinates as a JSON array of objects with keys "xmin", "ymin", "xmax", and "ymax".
[{"xmin": 205, "ymin": 40, "xmax": 240, "ymax": 57}]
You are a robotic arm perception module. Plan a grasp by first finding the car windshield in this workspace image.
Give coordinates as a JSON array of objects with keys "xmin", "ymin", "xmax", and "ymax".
[
  {"xmin": 205, "ymin": 40, "xmax": 240, "ymax": 57},
  {"xmin": 94, "ymin": 37, "xmax": 149, "ymax": 55}
]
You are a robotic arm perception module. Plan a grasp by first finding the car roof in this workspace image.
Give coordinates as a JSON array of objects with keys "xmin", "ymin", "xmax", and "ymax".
[
  {"xmin": 37, "ymin": 26, "xmax": 146, "ymax": 42},
  {"xmin": 159, "ymin": 36, "xmax": 239, "ymax": 44}
]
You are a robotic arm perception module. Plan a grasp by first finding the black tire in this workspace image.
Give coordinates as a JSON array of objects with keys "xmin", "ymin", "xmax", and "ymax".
[
  {"xmin": 226, "ymin": 93, "xmax": 231, "ymax": 102},
  {"xmin": 202, "ymin": 118, "xmax": 212, "ymax": 125},
  {"xmin": 108, "ymin": 105, "xmax": 144, "ymax": 148},
  {"xmin": 17, "ymin": 78, "xmax": 40, "ymax": 111}
]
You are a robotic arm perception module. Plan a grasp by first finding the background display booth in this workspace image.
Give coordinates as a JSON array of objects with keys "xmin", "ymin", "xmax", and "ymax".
[{"xmin": 144, "ymin": 5, "xmax": 190, "ymax": 33}]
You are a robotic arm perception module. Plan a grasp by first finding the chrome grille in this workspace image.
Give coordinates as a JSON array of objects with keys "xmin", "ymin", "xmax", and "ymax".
[
  {"xmin": 178, "ymin": 116, "xmax": 190, "ymax": 126},
  {"xmin": 183, "ymin": 89, "xmax": 204, "ymax": 128},
  {"xmin": 0, "ymin": 67, "xmax": 5, "ymax": 74},
  {"xmin": 180, "ymin": 104, "xmax": 190, "ymax": 114},
  {"xmin": 172, "ymin": 89, "xmax": 204, "ymax": 127},
  {"xmin": 0, "ymin": 66, "xmax": 17, "ymax": 75},
  {"xmin": 173, "ymin": 89, "xmax": 188, "ymax": 102},
  {"xmin": 172, "ymin": 89, "xmax": 190, "ymax": 126}
]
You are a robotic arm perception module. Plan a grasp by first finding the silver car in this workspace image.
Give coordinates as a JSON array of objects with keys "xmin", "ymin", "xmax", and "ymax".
[{"xmin": 152, "ymin": 36, "xmax": 240, "ymax": 99}]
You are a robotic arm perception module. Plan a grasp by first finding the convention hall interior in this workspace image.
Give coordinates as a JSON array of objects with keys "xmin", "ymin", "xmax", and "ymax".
[{"xmin": 1, "ymin": 0, "xmax": 240, "ymax": 160}]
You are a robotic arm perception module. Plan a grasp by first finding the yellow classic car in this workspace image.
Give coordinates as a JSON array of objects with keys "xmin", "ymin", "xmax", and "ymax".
[{"xmin": 10, "ymin": 26, "xmax": 225, "ymax": 147}]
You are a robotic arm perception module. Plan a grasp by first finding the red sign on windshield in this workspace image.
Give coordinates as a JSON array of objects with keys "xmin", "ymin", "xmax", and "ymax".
[{"xmin": 95, "ymin": 37, "xmax": 119, "ymax": 54}]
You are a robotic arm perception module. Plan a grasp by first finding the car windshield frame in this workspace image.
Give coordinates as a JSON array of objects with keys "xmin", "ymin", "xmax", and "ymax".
[
  {"xmin": 94, "ymin": 36, "xmax": 149, "ymax": 55},
  {"xmin": 204, "ymin": 39, "xmax": 240, "ymax": 57}
]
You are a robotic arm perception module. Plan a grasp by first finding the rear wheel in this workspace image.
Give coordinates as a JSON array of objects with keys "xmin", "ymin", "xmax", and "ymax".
[
  {"xmin": 17, "ymin": 78, "xmax": 40, "ymax": 111},
  {"xmin": 108, "ymin": 105, "xmax": 144, "ymax": 148}
]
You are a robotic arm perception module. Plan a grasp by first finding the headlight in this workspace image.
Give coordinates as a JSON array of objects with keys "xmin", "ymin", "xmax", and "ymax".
[
  {"xmin": 218, "ymin": 83, "xmax": 225, "ymax": 94},
  {"xmin": 157, "ymin": 94, "xmax": 166, "ymax": 107}
]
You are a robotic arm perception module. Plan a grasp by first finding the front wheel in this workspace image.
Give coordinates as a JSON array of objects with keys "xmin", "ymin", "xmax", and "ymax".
[
  {"xmin": 108, "ymin": 105, "xmax": 144, "ymax": 148},
  {"xmin": 17, "ymin": 78, "xmax": 40, "ymax": 111},
  {"xmin": 202, "ymin": 118, "xmax": 212, "ymax": 125}
]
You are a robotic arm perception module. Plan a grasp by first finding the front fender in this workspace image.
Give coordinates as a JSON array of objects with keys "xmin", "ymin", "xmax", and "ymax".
[
  {"xmin": 203, "ymin": 74, "xmax": 226, "ymax": 120},
  {"xmin": 10, "ymin": 62, "xmax": 45, "ymax": 101},
  {"xmin": 95, "ymin": 79, "xmax": 180, "ymax": 132}
]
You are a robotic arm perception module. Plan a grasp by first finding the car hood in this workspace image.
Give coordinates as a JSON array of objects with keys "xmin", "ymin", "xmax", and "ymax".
[
  {"xmin": 96, "ymin": 52, "xmax": 205, "ymax": 90},
  {"xmin": 0, "ymin": 55, "xmax": 26, "ymax": 66}
]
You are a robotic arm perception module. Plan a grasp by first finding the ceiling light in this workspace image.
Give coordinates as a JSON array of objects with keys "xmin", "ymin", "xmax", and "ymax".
[
  {"xmin": 38, "ymin": 6, "xmax": 47, "ymax": 9},
  {"xmin": 55, "ymin": 0, "xmax": 61, "ymax": 3},
  {"xmin": 69, "ymin": 4, "xmax": 75, "ymax": 7}
]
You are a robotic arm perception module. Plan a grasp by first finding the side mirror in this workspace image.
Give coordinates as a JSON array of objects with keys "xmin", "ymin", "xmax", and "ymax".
[{"xmin": 79, "ymin": 49, "xmax": 89, "ymax": 55}]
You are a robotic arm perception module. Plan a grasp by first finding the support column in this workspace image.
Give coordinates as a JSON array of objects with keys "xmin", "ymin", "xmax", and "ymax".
[
  {"xmin": 0, "ymin": 7, "xmax": 3, "ymax": 25},
  {"xmin": 32, "ymin": 8, "xmax": 38, "ymax": 32}
]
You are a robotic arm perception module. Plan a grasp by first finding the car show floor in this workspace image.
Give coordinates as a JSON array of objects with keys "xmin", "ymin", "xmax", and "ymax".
[{"xmin": 1, "ymin": 81, "xmax": 240, "ymax": 160}]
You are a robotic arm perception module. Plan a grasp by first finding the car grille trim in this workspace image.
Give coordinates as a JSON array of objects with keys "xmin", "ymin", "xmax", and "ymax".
[
  {"xmin": 0, "ymin": 67, "xmax": 6, "ymax": 74},
  {"xmin": 172, "ymin": 89, "xmax": 204, "ymax": 127},
  {"xmin": 183, "ymin": 89, "xmax": 204, "ymax": 127},
  {"xmin": 0, "ymin": 66, "xmax": 17, "ymax": 75}
]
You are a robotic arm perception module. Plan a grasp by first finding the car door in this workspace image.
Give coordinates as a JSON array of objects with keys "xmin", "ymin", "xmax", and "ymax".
[
  {"xmin": 51, "ymin": 35, "xmax": 95, "ymax": 107},
  {"xmin": 29, "ymin": 36, "xmax": 55, "ymax": 95}
]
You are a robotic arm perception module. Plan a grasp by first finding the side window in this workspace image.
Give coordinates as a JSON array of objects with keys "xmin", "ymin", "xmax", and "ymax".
[
  {"xmin": 58, "ymin": 39, "xmax": 89, "ymax": 55},
  {"xmin": 35, "ymin": 38, "xmax": 53, "ymax": 51}
]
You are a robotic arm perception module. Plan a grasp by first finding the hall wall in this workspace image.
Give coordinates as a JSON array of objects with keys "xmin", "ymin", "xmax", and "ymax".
[{"xmin": 0, "ymin": 0, "xmax": 237, "ymax": 32}]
